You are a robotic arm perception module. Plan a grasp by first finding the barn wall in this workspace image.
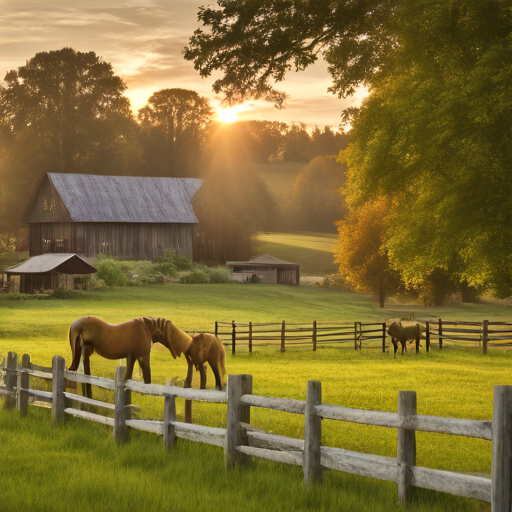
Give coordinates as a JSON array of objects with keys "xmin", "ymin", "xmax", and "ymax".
[
  {"xmin": 22, "ymin": 174, "xmax": 71, "ymax": 223},
  {"xmin": 28, "ymin": 222, "xmax": 195, "ymax": 260}
]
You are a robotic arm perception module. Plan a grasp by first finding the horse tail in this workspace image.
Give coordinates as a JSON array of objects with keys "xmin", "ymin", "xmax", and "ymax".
[
  {"xmin": 68, "ymin": 322, "xmax": 83, "ymax": 372},
  {"xmin": 217, "ymin": 338, "xmax": 227, "ymax": 390}
]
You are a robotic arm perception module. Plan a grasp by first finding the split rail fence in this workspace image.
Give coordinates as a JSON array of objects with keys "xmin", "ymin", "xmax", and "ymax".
[
  {"xmin": 215, "ymin": 319, "xmax": 512, "ymax": 354},
  {"xmin": 1, "ymin": 351, "xmax": 512, "ymax": 510}
]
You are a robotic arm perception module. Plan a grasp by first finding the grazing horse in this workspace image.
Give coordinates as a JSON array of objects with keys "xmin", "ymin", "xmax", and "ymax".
[
  {"xmin": 386, "ymin": 319, "xmax": 427, "ymax": 356},
  {"xmin": 68, "ymin": 316, "xmax": 192, "ymax": 396},
  {"xmin": 185, "ymin": 333, "xmax": 226, "ymax": 391}
]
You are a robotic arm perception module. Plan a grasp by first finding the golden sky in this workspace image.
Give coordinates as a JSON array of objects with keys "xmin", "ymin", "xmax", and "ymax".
[{"xmin": 0, "ymin": 0, "xmax": 366, "ymax": 127}]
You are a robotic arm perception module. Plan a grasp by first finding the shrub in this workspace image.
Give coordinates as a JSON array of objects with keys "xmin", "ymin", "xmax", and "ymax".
[
  {"xmin": 180, "ymin": 270, "xmax": 208, "ymax": 284},
  {"xmin": 207, "ymin": 266, "xmax": 231, "ymax": 284},
  {"xmin": 50, "ymin": 288, "xmax": 83, "ymax": 299},
  {"xmin": 95, "ymin": 258, "xmax": 129, "ymax": 287},
  {"xmin": 154, "ymin": 261, "xmax": 176, "ymax": 277},
  {"xmin": 155, "ymin": 250, "xmax": 194, "ymax": 271}
]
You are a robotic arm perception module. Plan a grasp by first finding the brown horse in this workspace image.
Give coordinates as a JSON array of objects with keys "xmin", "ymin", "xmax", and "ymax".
[{"xmin": 68, "ymin": 316, "xmax": 192, "ymax": 396}]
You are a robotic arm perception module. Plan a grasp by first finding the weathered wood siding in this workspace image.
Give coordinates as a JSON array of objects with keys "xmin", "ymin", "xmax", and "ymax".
[{"xmin": 28, "ymin": 222, "xmax": 194, "ymax": 260}]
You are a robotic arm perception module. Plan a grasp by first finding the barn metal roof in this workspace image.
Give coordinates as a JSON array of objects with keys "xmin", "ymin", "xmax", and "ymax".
[
  {"xmin": 47, "ymin": 173, "xmax": 202, "ymax": 223},
  {"xmin": 226, "ymin": 254, "xmax": 299, "ymax": 267},
  {"xmin": 4, "ymin": 254, "xmax": 97, "ymax": 275}
]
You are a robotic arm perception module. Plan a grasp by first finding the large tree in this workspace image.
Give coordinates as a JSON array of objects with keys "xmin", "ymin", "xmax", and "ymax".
[
  {"xmin": 185, "ymin": 0, "xmax": 512, "ymax": 297},
  {"xmin": 138, "ymin": 89, "xmax": 212, "ymax": 177},
  {"xmin": 0, "ymin": 48, "xmax": 142, "ymax": 232}
]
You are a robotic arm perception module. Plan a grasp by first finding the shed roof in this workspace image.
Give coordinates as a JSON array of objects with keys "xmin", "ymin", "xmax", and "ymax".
[
  {"xmin": 4, "ymin": 254, "xmax": 97, "ymax": 275},
  {"xmin": 22, "ymin": 173, "xmax": 202, "ymax": 224},
  {"xmin": 227, "ymin": 254, "xmax": 299, "ymax": 267}
]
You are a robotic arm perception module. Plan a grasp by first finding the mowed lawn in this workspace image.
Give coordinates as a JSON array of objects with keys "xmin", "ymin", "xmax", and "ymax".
[
  {"xmin": 1, "ymin": 284, "xmax": 511, "ymax": 511},
  {"xmin": 255, "ymin": 231, "xmax": 338, "ymax": 274}
]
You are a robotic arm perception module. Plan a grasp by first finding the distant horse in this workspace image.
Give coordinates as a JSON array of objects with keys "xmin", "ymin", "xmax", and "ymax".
[
  {"xmin": 386, "ymin": 319, "xmax": 427, "ymax": 356},
  {"xmin": 68, "ymin": 316, "xmax": 192, "ymax": 396}
]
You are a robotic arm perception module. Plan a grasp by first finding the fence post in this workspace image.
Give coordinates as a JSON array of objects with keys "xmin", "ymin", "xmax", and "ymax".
[
  {"xmin": 382, "ymin": 322, "xmax": 386, "ymax": 353},
  {"xmin": 17, "ymin": 354, "xmax": 30, "ymax": 417},
  {"xmin": 397, "ymin": 390, "xmax": 417, "ymax": 504},
  {"xmin": 304, "ymin": 380, "xmax": 322, "ymax": 485},
  {"xmin": 438, "ymin": 318, "xmax": 443, "ymax": 349},
  {"xmin": 225, "ymin": 374, "xmax": 252, "ymax": 470},
  {"xmin": 249, "ymin": 322, "xmax": 253, "ymax": 354},
  {"xmin": 354, "ymin": 322, "xmax": 358, "ymax": 350},
  {"xmin": 163, "ymin": 394, "xmax": 176, "ymax": 451},
  {"xmin": 482, "ymin": 320, "xmax": 489, "ymax": 355},
  {"xmin": 415, "ymin": 323, "xmax": 420, "ymax": 353},
  {"xmin": 114, "ymin": 366, "xmax": 129, "ymax": 444},
  {"xmin": 281, "ymin": 321, "xmax": 286, "ymax": 352},
  {"xmin": 51, "ymin": 355, "xmax": 66, "ymax": 424},
  {"xmin": 425, "ymin": 322, "xmax": 430, "ymax": 352},
  {"xmin": 491, "ymin": 385, "xmax": 512, "ymax": 511},
  {"xmin": 215, "ymin": 321, "xmax": 218, "ymax": 338},
  {"xmin": 232, "ymin": 320, "xmax": 236, "ymax": 355},
  {"xmin": 5, "ymin": 352, "xmax": 17, "ymax": 410},
  {"xmin": 313, "ymin": 321, "xmax": 317, "ymax": 352}
]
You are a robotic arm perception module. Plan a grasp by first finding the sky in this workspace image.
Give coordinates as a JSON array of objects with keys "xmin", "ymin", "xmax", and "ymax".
[{"xmin": 0, "ymin": 0, "xmax": 366, "ymax": 128}]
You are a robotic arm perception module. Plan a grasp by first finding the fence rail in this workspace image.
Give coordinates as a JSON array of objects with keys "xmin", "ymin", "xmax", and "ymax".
[
  {"xmin": 215, "ymin": 318, "xmax": 512, "ymax": 354},
  {"xmin": 1, "ymin": 350, "xmax": 511, "ymax": 511}
]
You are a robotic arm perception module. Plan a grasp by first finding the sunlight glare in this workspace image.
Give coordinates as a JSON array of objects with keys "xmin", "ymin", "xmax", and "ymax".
[{"xmin": 217, "ymin": 103, "xmax": 251, "ymax": 123}]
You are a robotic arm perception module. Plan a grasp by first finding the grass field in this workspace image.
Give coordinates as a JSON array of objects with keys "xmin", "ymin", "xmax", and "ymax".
[
  {"xmin": 1, "ymin": 284, "xmax": 510, "ymax": 511},
  {"xmin": 254, "ymin": 232, "xmax": 338, "ymax": 275}
]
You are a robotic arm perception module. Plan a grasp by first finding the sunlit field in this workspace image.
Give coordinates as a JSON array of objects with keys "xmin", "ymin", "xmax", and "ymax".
[
  {"xmin": 255, "ymin": 232, "xmax": 338, "ymax": 274},
  {"xmin": 1, "ymin": 284, "xmax": 510, "ymax": 511}
]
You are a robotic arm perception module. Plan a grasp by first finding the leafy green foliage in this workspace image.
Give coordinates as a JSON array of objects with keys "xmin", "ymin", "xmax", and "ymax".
[
  {"xmin": 0, "ymin": 233, "xmax": 16, "ymax": 255},
  {"xmin": 155, "ymin": 250, "xmax": 193, "ymax": 272},
  {"xmin": 95, "ymin": 258, "xmax": 129, "ymax": 287},
  {"xmin": 180, "ymin": 269, "xmax": 209, "ymax": 284}
]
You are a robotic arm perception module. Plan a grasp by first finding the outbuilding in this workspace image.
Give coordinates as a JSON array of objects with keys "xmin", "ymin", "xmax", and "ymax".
[
  {"xmin": 3, "ymin": 253, "xmax": 97, "ymax": 293},
  {"xmin": 227, "ymin": 254, "xmax": 300, "ymax": 285},
  {"xmin": 21, "ymin": 172, "xmax": 202, "ymax": 260}
]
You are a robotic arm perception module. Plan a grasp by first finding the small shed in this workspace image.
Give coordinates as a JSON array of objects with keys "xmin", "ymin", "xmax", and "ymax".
[
  {"xmin": 227, "ymin": 254, "xmax": 300, "ymax": 285},
  {"xmin": 3, "ymin": 253, "xmax": 97, "ymax": 293}
]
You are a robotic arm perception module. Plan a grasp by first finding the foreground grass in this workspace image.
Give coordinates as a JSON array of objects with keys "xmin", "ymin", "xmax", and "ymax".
[{"xmin": 0, "ymin": 408, "xmax": 488, "ymax": 512}]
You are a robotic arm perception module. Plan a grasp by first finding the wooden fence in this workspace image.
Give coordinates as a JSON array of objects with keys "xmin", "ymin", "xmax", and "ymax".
[
  {"xmin": 1, "ymin": 351, "xmax": 512, "ymax": 510},
  {"xmin": 215, "ymin": 319, "xmax": 512, "ymax": 354}
]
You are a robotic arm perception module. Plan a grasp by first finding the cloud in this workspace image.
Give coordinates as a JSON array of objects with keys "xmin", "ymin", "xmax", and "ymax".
[{"xmin": 0, "ymin": 1, "xmax": 366, "ymax": 127}]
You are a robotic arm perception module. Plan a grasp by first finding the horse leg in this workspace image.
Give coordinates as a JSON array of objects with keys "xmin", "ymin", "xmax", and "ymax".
[
  {"xmin": 82, "ymin": 345, "xmax": 93, "ymax": 399},
  {"xmin": 184, "ymin": 354, "xmax": 194, "ymax": 423},
  {"xmin": 199, "ymin": 364, "xmax": 207, "ymax": 389},
  {"xmin": 210, "ymin": 364, "xmax": 222, "ymax": 391},
  {"xmin": 391, "ymin": 337, "xmax": 398, "ymax": 357},
  {"xmin": 138, "ymin": 354, "xmax": 151, "ymax": 384},
  {"xmin": 125, "ymin": 353, "xmax": 136, "ymax": 381}
]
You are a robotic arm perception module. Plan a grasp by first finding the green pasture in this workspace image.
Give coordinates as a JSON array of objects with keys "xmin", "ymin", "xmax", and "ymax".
[
  {"xmin": 1, "ymin": 284, "xmax": 510, "ymax": 511},
  {"xmin": 251, "ymin": 162, "xmax": 306, "ymax": 196},
  {"xmin": 254, "ymin": 231, "xmax": 338, "ymax": 274}
]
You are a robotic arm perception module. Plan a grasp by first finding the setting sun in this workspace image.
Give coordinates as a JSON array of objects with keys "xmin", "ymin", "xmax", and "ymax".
[{"xmin": 216, "ymin": 103, "xmax": 251, "ymax": 123}]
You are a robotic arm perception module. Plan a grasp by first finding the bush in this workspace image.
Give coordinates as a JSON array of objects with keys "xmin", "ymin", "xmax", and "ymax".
[
  {"xmin": 49, "ymin": 288, "xmax": 83, "ymax": 299},
  {"xmin": 207, "ymin": 266, "xmax": 231, "ymax": 284},
  {"xmin": 180, "ymin": 270, "xmax": 209, "ymax": 284},
  {"xmin": 96, "ymin": 258, "xmax": 129, "ymax": 287},
  {"xmin": 155, "ymin": 250, "xmax": 193, "ymax": 271},
  {"xmin": 154, "ymin": 261, "xmax": 176, "ymax": 277}
]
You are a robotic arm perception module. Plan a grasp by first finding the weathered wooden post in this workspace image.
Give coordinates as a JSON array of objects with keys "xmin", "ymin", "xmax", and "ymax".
[
  {"xmin": 281, "ymin": 321, "xmax": 286, "ymax": 353},
  {"xmin": 214, "ymin": 321, "xmax": 218, "ymax": 338},
  {"xmin": 249, "ymin": 322, "xmax": 253, "ymax": 354},
  {"xmin": 491, "ymin": 385, "xmax": 512, "ymax": 511},
  {"xmin": 482, "ymin": 320, "xmax": 489, "ymax": 355},
  {"xmin": 5, "ymin": 352, "xmax": 18, "ymax": 410},
  {"xmin": 354, "ymin": 322, "xmax": 359, "ymax": 350},
  {"xmin": 225, "ymin": 374, "xmax": 252, "ymax": 470},
  {"xmin": 304, "ymin": 380, "xmax": 322, "ymax": 485},
  {"xmin": 163, "ymin": 394, "xmax": 176, "ymax": 451},
  {"xmin": 397, "ymin": 391, "xmax": 417, "ymax": 503},
  {"xmin": 17, "ymin": 354, "xmax": 30, "ymax": 417},
  {"xmin": 52, "ymin": 355, "xmax": 66, "ymax": 424},
  {"xmin": 313, "ymin": 321, "xmax": 317, "ymax": 352},
  {"xmin": 114, "ymin": 366, "xmax": 130, "ymax": 443},
  {"xmin": 382, "ymin": 322, "xmax": 387, "ymax": 353},
  {"xmin": 415, "ymin": 323, "xmax": 420, "ymax": 353},
  {"xmin": 438, "ymin": 318, "xmax": 443, "ymax": 349},
  {"xmin": 425, "ymin": 322, "xmax": 430, "ymax": 352},
  {"xmin": 231, "ymin": 320, "xmax": 236, "ymax": 355}
]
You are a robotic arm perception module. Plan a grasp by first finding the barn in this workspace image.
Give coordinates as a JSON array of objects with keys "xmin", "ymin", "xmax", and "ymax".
[
  {"xmin": 227, "ymin": 254, "xmax": 300, "ymax": 285},
  {"xmin": 21, "ymin": 173, "xmax": 202, "ymax": 260}
]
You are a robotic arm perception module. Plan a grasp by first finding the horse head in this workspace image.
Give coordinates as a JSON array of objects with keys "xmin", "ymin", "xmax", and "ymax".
[{"xmin": 136, "ymin": 317, "xmax": 192, "ymax": 359}]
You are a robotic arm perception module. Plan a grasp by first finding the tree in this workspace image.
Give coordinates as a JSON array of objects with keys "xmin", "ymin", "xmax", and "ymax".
[
  {"xmin": 335, "ymin": 197, "xmax": 401, "ymax": 307},
  {"xmin": 0, "ymin": 48, "xmax": 143, "ymax": 232},
  {"xmin": 269, "ymin": 123, "xmax": 310, "ymax": 162},
  {"xmin": 138, "ymin": 89, "xmax": 212, "ymax": 177},
  {"xmin": 286, "ymin": 156, "xmax": 348, "ymax": 233},
  {"xmin": 184, "ymin": 0, "xmax": 397, "ymax": 107}
]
